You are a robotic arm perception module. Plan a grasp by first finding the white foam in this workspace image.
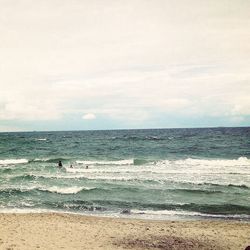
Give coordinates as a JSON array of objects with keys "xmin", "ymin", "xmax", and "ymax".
[
  {"xmin": 0, "ymin": 185, "xmax": 41, "ymax": 193},
  {"xmin": 19, "ymin": 201, "xmax": 35, "ymax": 207},
  {"xmin": 130, "ymin": 209, "xmax": 250, "ymax": 219},
  {"xmin": 65, "ymin": 168, "xmax": 88, "ymax": 173},
  {"xmin": 42, "ymin": 186, "xmax": 90, "ymax": 194},
  {"xmin": 76, "ymin": 159, "xmax": 134, "ymax": 165},
  {"xmin": 0, "ymin": 159, "xmax": 29, "ymax": 165},
  {"xmin": 65, "ymin": 167, "xmax": 154, "ymax": 174},
  {"xmin": 33, "ymin": 158, "xmax": 49, "ymax": 162},
  {"xmin": 155, "ymin": 157, "xmax": 250, "ymax": 175},
  {"xmin": 174, "ymin": 157, "xmax": 250, "ymax": 167},
  {"xmin": 0, "ymin": 185, "xmax": 96, "ymax": 195},
  {"xmin": 131, "ymin": 209, "xmax": 201, "ymax": 217},
  {"xmin": 6, "ymin": 156, "xmax": 249, "ymax": 188}
]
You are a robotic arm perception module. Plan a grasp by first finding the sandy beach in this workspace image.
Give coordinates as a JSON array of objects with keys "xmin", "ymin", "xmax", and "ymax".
[{"xmin": 0, "ymin": 213, "xmax": 249, "ymax": 250}]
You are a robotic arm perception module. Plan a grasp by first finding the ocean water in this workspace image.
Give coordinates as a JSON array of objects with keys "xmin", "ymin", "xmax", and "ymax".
[{"xmin": 0, "ymin": 127, "xmax": 250, "ymax": 220}]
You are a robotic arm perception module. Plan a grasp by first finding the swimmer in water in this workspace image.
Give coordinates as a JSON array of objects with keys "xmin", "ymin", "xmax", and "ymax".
[{"xmin": 58, "ymin": 160, "xmax": 63, "ymax": 168}]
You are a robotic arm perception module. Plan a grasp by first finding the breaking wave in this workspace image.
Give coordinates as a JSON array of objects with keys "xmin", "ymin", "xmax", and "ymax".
[
  {"xmin": 0, "ymin": 186, "xmax": 95, "ymax": 195},
  {"xmin": 40, "ymin": 186, "xmax": 93, "ymax": 194},
  {"xmin": 76, "ymin": 159, "xmax": 134, "ymax": 165},
  {"xmin": 0, "ymin": 159, "xmax": 29, "ymax": 165},
  {"xmin": 129, "ymin": 209, "xmax": 250, "ymax": 220},
  {"xmin": 157, "ymin": 157, "xmax": 250, "ymax": 167}
]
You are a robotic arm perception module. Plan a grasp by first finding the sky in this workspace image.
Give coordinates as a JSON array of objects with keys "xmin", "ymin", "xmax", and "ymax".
[{"xmin": 0, "ymin": 0, "xmax": 250, "ymax": 132}]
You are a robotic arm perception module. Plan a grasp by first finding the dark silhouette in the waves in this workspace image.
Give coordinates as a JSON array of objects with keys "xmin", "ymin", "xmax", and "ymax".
[{"xmin": 58, "ymin": 161, "xmax": 63, "ymax": 168}]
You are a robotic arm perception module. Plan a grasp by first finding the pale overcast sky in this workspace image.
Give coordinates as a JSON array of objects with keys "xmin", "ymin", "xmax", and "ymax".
[{"xmin": 0, "ymin": 0, "xmax": 250, "ymax": 131}]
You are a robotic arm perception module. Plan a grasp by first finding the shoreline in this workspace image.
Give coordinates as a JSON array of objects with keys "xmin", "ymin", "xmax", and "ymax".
[
  {"xmin": 0, "ymin": 208, "xmax": 249, "ymax": 222},
  {"xmin": 0, "ymin": 213, "xmax": 249, "ymax": 250}
]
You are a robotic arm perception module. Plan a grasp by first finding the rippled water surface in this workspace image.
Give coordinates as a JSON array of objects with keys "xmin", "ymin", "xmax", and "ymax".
[{"xmin": 0, "ymin": 127, "xmax": 249, "ymax": 220}]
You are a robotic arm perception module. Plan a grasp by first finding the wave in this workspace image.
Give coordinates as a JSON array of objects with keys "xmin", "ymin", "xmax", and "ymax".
[
  {"xmin": 173, "ymin": 189, "xmax": 223, "ymax": 195},
  {"xmin": 110, "ymin": 135, "xmax": 165, "ymax": 141},
  {"xmin": 227, "ymin": 184, "xmax": 249, "ymax": 189},
  {"xmin": 32, "ymin": 157, "xmax": 69, "ymax": 163},
  {"xmin": 11, "ymin": 173, "xmax": 93, "ymax": 181},
  {"xmin": 129, "ymin": 209, "xmax": 250, "ymax": 219},
  {"xmin": 11, "ymin": 174, "xmax": 44, "ymax": 181},
  {"xmin": 40, "ymin": 186, "xmax": 93, "ymax": 194},
  {"xmin": 9, "ymin": 172, "xmax": 250, "ymax": 190},
  {"xmin": 76, "ymin": 159, "xmax": 134, "ymax": 165},
  {"xmin": 163, "ymin": 181, "xmax": 250, "ymax": 190},
  {"xmin": 0, "ymin": 186, "xmax": 39, "ymax": 195},
  {"xmin": 72, "ymin": 156, "xmax": 250, "ymax": 169},
  {"xmin": 179, "ymin": 203, "xmax": 250, "ymax": 215},
  {"xmin": 195, "ymin": 182, "xmax": 249, "ymax": 189},
  {"xmin": 65, "ymin": 167, "xmax": 154, "ymax": 174},
  {"xmin": 0, "ymin": 168, "xmax": 13, "ymax": 173},
  {"xmin": 43, "ymin": 200, "xmax": 107, "ymax": 212},
  {"xmin": 2, "ymin": 156, "xmax": 249, "ymax": 168},
  {"xmin": 0, "ymin": 207, "xmax": 249, "ymax": 221},
  {"xmin": 168, "ymin": 157, "xmax": 250, "ymax": 167},
  {"xmin": 0, "ymin": 186, "xmax": 249, "ymax": 216},
  {"xmin": 2, "ymin": 179, "xmax": 246, "ymax": 201},
  {"xmin": 0, "ymin": 185, "xmax": 96, "ymax": 196},
  {"xmin": 65, "ymin": 166, "xmax": 250, "ymax": 176},
  {"xmin": 0, "ymin": 159, "xmax": 29, "ymax": 165},
  {"xmin": 91, "ymin": 200, "xmax": 250, "ymax": 215}
]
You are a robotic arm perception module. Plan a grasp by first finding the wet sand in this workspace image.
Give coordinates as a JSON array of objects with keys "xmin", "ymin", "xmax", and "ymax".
[{"xmin": 0, "ymin": 213, "xmax": 249, "ymax": 250}]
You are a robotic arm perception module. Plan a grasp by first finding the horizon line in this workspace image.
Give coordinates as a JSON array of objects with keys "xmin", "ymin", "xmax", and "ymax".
[{"xmin": 0, "ymin": 125, "xmax": 249, "ymax": 133}]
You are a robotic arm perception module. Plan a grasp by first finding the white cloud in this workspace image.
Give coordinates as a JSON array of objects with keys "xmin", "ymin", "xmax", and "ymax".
[{"xmin": 82, "ymin": 113, "xmax": 96, "ymax": 120}]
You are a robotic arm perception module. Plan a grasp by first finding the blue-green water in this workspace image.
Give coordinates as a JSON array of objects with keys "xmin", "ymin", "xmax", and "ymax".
[{"xmin": 0, "ymin": 127, "xmax": 250, "ymax": 220}]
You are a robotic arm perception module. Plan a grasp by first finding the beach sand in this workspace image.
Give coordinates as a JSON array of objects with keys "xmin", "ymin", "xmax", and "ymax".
[{"xmin": 0, "ymin": 213, "xmax": 249, "ymax": 250}]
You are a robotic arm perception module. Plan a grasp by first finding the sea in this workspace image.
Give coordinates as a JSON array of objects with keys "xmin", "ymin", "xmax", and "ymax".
[{"xmin": 0, "ymin": 127, "xmax": 249, "ymax": 221}]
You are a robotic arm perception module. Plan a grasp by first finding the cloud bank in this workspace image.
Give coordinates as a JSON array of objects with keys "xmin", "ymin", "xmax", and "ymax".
[{"xmin": 0, "ymin": 0, "xmax": 250, "ymax": 131}]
